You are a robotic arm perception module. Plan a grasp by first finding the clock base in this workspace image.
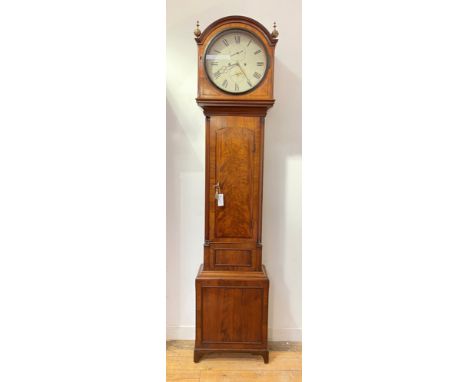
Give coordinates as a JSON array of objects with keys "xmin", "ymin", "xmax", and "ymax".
[{"xmin": 194, "ymin": 264, "xmax": 269, "ymax": 363}]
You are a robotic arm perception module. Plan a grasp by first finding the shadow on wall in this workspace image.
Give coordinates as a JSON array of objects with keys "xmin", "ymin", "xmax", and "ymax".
[
  {"xmin": 263, "ymin": 58, "xmax": 302, "ymax": 337},
  {"xmin": 166, "ymin": 94, "xmax": 204, "ymax": 329}
]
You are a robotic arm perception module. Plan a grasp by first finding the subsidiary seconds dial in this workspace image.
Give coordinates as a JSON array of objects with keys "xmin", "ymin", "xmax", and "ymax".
[{"xmin": 204, "ymin": 29, "xmax": 268, "ymax": 94}]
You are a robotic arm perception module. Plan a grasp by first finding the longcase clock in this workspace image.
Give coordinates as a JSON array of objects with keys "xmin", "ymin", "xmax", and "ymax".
[{"xmin": 193, "ymin": 16, "xmax": 278, "ymax": 364}]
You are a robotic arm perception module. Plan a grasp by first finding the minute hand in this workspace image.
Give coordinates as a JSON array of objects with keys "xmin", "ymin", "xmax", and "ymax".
[{"xmin": 235, "ymin": 61, "xmax": 251, "ymax": 85}]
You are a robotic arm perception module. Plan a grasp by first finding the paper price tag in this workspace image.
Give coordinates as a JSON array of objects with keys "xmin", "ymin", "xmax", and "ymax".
[{"xmin": 217, "ymin": 193, "xmax": 224, "ymax": 207}]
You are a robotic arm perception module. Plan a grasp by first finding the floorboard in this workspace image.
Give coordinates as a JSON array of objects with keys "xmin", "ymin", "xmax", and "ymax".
[{"xmin": 166, "ymin": 341, "xmax": 302, "ymax": 382}]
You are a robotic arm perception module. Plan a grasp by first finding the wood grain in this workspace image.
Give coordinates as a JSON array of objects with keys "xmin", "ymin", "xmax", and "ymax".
[
  {"xmin": 200, "ymin": 370, "xmax": 301, "ymax": 382},
  {"xmin": 204, "ymin": 115, "xmax": 264, "ymax": 271},
  {"xmin": 214, "ymin": 124, "xmax": 255, "ymax": 239},
  {"xmin": 167, "ymin": 341, "xmax": 302, "ymax": 382},
  {"xmin": 195, "ymin": 265, "xmax": 269, "ymax": 361},
  {"xmin": 214, "ymin": 249, "xmax": 252, "ymax": 267},
  {"xmin": 201, "ymin": 287, "xmax": 263, "ymax": 343}
]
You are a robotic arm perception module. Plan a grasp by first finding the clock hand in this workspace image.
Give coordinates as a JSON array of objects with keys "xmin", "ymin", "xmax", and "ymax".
[
  {"xmin": 213, "ymin": 64, "xmax": 239, "ymax": 81},
  {"xmin": 215, "ymin": 65, "xmax": 232, "ymax": 75},
  {"xmin": 235, "ymin": 61, "xmax": 252, "ymax": 85},
  {"xmin": 230, "ymin": 50, "xmax": 244, "ymax": 57}
]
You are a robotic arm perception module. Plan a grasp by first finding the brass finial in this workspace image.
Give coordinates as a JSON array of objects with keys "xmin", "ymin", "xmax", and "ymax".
[
  {"xmin": 271, "ymin": 22, "xmax": 279, "ymax": 38},
  {"xmin": 194, "ymin": 20, "xmax": 201, "ymax": 37}
]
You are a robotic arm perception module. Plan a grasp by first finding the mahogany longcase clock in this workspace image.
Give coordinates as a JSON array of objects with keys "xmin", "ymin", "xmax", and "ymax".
[{"xmin": 193, "ymin": 16, "xmax": 278, "ymax": 364}]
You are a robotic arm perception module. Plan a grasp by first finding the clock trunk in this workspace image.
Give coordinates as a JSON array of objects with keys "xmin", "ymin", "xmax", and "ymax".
[{"xmin": 203, "ymin": 115, "xmax": 264, "ymax": 271}]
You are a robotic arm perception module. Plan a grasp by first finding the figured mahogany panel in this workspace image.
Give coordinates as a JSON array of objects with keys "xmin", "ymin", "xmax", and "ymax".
[
  {"xmin": 208, "ymin": 116, "xmax": 261, "ymax": 242},
  {"xmin": 201, "ymin": 286, "xmax": 263, "ymax": 344},
  {"xmin": 215, "ymin": 126, "xmax": 254, "ymax": 238},
  {"xmin": 204, "ymin": 242, "xmax": 262, "ymax": 271},
  {"xmin": 214, "ymin": 249, "xmax": 252, "ymax": 267}
]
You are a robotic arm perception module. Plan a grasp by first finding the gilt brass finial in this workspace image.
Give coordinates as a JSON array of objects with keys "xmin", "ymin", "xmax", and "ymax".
[
  {"xmin": 271, "ymin": 22, "xmax": 279, "ymax": 38},
  {"xmin": 194, "ymin": 21, "xmax": 201, "ymax": 37}
]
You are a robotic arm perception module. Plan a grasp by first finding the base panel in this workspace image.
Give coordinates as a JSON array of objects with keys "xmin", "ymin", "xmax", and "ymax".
[{"xmin": 194, "ymin": 264, "xmax": 269, "ymax": 363}]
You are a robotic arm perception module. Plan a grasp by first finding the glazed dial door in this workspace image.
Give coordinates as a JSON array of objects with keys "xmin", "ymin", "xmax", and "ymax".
[{"xmin": 204, "ymin": 29, "xmax": 268, "ymax": 94}]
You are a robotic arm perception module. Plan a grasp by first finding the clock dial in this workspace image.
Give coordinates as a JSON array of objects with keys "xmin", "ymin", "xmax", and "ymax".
[{"xmin": 204, "ymin": 29, "xmax": 268, "ymax": 94}]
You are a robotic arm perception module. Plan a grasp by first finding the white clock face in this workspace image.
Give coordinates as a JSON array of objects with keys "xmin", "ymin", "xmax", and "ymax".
[{"xmin": 204, "ymin": 29, "xmax": 268, "ymax": 94}]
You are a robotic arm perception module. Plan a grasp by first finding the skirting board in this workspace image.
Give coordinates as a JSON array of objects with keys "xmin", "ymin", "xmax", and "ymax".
[{"xmin": 166, "ymin": 325, "xmax": 302, "ymax": 342}]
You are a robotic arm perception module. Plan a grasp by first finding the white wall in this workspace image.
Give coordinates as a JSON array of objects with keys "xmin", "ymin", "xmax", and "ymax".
[{"xmin": 166, "ymin": 0, "xmax": 301, "ymax": 341}]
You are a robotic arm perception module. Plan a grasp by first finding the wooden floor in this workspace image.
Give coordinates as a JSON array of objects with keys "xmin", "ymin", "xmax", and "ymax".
[{"xmin": 167, "ymin": 341, "xmax": 302, "ymax": 382}]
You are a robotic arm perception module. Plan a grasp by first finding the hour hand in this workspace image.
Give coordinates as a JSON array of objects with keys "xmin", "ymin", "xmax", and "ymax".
[{"xmin": 230, "ymin": 50, "xmax": 244, "ymax": 57}]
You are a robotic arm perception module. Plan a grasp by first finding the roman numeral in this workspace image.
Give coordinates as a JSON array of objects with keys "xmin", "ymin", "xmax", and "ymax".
[
  {"xmin": 222, "ymin": 38, "xmax": 229, "ymax": 46},
  {"xmin": 254, "ymin": 49, "xmax": 261, "ymax": 55},
  {"xmin": 211, "ymin": 62, "xmax": 218, "ymax": 66},
  {"xmin": 234, "ymin": 35, "xmax": 240, "ymax": 44},
  {"xmin": 247, "ymin": 39, "xmax": 252, "ymax": 46},
  {"xmin": 214, "ymin": 49, "xmax": 221, "ymax": 53},
  {"xmin": 222, "ymin": 79, "xmax": 228, "ymax": 88},
  {"xmin": 257, "ymin": 62, "xmax": 264, "ymax": 66},
  {"xmin": 253, "ymin": 72, "xmax": 261, "ymax": 79},
  {"xmin": 214, "ymin": 71, "xmax": 221, "ymax": 79},
  {"xmin": 247, "ymin": 80, "xmax": 252, "ymax": 87},
  {"xmin": 235, "ymin": 83, "xmax": 239, "ymax": 91}
]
